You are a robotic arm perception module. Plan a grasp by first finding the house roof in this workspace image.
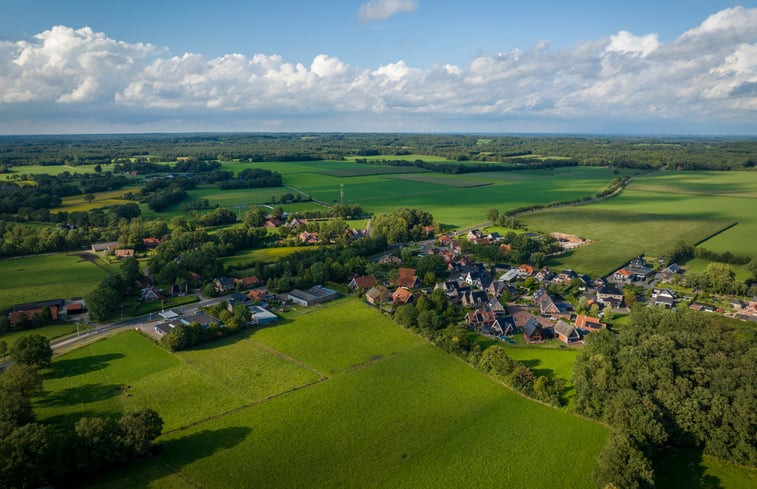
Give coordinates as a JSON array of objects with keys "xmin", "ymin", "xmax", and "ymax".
[
  {"xmin": 522, "ymin": 317, "xmax": 543, "ymax": 337},
  {"xmin": 236, "ymin": 276, "xmax": 261, "ymax": 288},
  {"xmin": 597, "ymin": 284, "xmax": 623, "ymax": 297},
  {"xmin": 392, "ymin": 287, "xmax": 414, "ymax": 304},
  {"xmin": 555, "ymin": 320, "xmax": 580, "ymax": 340},
  {"xmin": 366, "ymin": 286, "xmax": 390, "ymax": 301},
  {"xmin": 351, "ymin": 275, "xmax": 377, "ymax": 289},
  {"xmin": 575, "ymin": 314, "xmax": 605, "ymax": 330}
]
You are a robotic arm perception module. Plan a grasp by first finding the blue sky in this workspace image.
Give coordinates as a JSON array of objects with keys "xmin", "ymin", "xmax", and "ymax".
[{"xmin": 0, "ymin": 1, "xmax": 756, "ymax": 134}]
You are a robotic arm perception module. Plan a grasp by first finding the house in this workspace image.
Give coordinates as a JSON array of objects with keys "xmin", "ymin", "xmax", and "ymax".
[
  {"xmin": 522, "ymin": 317, "xmax": 548, "ymax": 343},
  {"xmin": 286, "ymin": 217, "xmax": 308, "ymax": 229},
  {"xmin": 179, "ymin": 311, "xmax": 221, "ymax": 328},
  {"xmin": 65, "ymin": 302, "xmax": 85, "ymax": 315},
  {"xmin": 143, "ymin": 237, "xmax": 161, "ymax": 248},
  {"xmin": 490, "ymin": 317, "xmax": 517, "ymax": 336},
  {"xmin": 140, "ymin": 285, "xmax": 162, "ymax": 302},
  {"xmin": 689, "ymin": 302, "xmax": 720, "ymax": 313},
  {"xmin": 264, "ymin": 218, "xmax": 282, "ymax": 228},
  {"xmin": 555, "ymin": 320, "xmax": 582, "ymax": 344},
  {"xmin": 378, "ymin": 255, "xmax": 402, "ymax": 266},
  {"xmin": 247, "ymin": 305, "xmax": 279, "ymax": 325},
  {"xmin": 235, "ymin": 276, "xmax": 262, "ymax": 290},
  {"xmin": 485, "ymin": 297, "xmax": 507, "ymax": 315},
  {"xmin": 392, "ymin": 287, "xmax": 415, "ymax": 305},
  {"xmin": 227, "ymin": 292, "xmax": 251, "ymax": 310},
  {"xmin": 214, "ymin": 277, "xmax": 236, "ymax": 292},
  {"xmin": 597, "ymin": 284, "xmax": 624, "ymax": 308},
  {"xmin": 612, "ymin": 268, "xmax": 634, "ymax": 283},
  {"xmin": 500, "ymin": 243, "xmax": 512, "ymax": 253},
  {"xmin": 288, "ymin": 286, "xmax": 339, "ymax": 307},
  {"xmin": 299, "ymin": 231, "xmax": 320, "ymax": 244},
  {"xmin": 460, "ymin": 289, "xmax": 488, "ymax": 308},
  {"xmin": 534, "ymin": 289, "xmax": 571, "ymax": 319},
  {"xmin": 660, "ymin": 263, "xmax": 684, "ymax": 282},
  {"xmin": 91, "ymin": 241, "xmax": 119, "ymax": 252},
  {"xmin": 465, "ymin": 308, "xmax": 497, "ymax": 329},
  {"xmin": 365, "ymin": 286, "xmax": 391, "ymax": 306},
  {"xmin": 115, "ymin": 248, "xmax": 135, "ymax": 258},
  {"xmin": 486, "ymin": 280, "xmax": 507, "ymax": 298},
  {"xmin": 154, "ymin": 323, "xmax": 172, "ymax": 337},
  {"xmin": 652, "ymin": 288, "xmax": 677, "ymax": 307},
  {"xmin": 467, "ymin": 229, "xmax": 483, "ymax": 241},
  {"xmin": 518, "ymin": 264, "xmax": 534, "ymax": 277},
  {"xmin": 438, "ymin": 235, "xmax": 453, "ymax": 247},
  {"xmin": 575, "ymin": 314, "xmax": 606, "ymax": 332},
  {"xmin": 465, "ymin": 270, "xmax": 492, "ymax": 289},
  {"xmin": 553, "ymin": 269, "xmax": 578, "ymax": 285},
  {"xmin": 394, "ymin": 268, "xmax": 419, "ymax": 289},
  {"xmin": 247, "ymin": 287, "xmax": 271, "ymax": 303},
  {"xmin": 535, "ymin": 267, "xmax": 553, "ymax": 282},
  {"xmin": 349, "ymin": 274, "xmax": 377, "ymax": 291}
]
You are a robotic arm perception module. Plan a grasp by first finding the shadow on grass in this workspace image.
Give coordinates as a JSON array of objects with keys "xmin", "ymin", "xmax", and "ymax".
[
  {"xmin": 517, "ymin": 358, "xmax": 556, "ymax": 379},
  {"xmin": 44, "ymin": 353, "xmax": 125, "ymax": 380},
  {"xmin": 37, "ymin": 383, "xmax": 124, "ymax": 407},
  {"xmin": 160, "ymin": 426, "xmax": 252, "ymax": 463},
  {"xmin": 185, "ymin": 318, "xmax": 294, "ymax": 352},
  {"xmin": 40, "ymin": 409, "xmax": 120, "ymax": 429},
  {"xmin": 655, "ymin": 449, "xmax": 722, "ymax": 489}
]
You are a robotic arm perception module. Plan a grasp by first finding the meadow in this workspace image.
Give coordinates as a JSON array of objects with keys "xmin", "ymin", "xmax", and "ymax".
[
  {"xmin": 0, "ymin": 322, "xmax": 78, "ymax": 350},
  {"xmin": 521, "ymin": 170, "xmax": 757, "ymax": 276},
  {"xmin": 0, "ymin": 252, "xmax": 116, "ymax": 311},
  {"xmin": 56, "ymin": 186, "xmax": 141, "ymax": 213},
  {"xmin": 38, "ymin": 298, "xmax": 610, "ymax": 489}
]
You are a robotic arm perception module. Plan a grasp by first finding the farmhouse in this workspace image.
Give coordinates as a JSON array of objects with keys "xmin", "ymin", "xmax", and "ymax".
[
  {"xmin": 651, "ymin": 288, "xmax": 678, "ymax": 307},
  {"xmin": 9, "ymin": 299, "xmax": 64, "ymax": 325},
  {"xmin": 349, "ymin": 274, "xmax": 377, "ymax": 291},
  {"xmin": 91, "ymin": 241, "xmax": 119, "ymax": 252},
  {"xmin": 365, "ymin": 286, "xmax": 391, "ymax": 306},
  {"xmin": 288, "ymin": 286, "xmax": 339, "ymax": 307},
  {"xmin": 597, "ymin": 284, "xmax": 624, "ymax": 308},
  {"xmin": 299, "ymin": 231, "xmax": 320, "ymax": 244},
  {"xmin": 394, "ymin": 268, "xmax": 419, "ymax": 289},
  {"xmin": 140, "ymin": 285, "xmax": 162, "ymax": 302},
  {"xmin": 392, "ymin": 287, "xmax": 415, "ymax": 305},
  {"xmin": 555, "ymin": 320, "xmax": 582, "ymax": 345},
  {"xmin": 575, "ymin": 314, "xmax": 606, "ymax": 332},
  {"xmin": 214, "ymin": 277, "xmax": 236, "ymax": 292},
  {"xmin": 660, "ymin": 263, "xmax": 684, "ymax": 282},
  {"xmin": 235, "ymin": 276, "xmax": 262, "ymax": 289},
  {"xmin": 143, "ymin": 237, "xmax": 161, "ymax": 248},
  {"xmin": 115, "ymin": 248, "xmax": 135, "ymax": 258}
]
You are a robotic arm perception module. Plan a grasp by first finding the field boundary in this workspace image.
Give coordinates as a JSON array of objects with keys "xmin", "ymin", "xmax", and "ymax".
[
  {"xmin": 692, "ymin": 222, "xmax": 739, "ymax": 247},
  {"xmin": 249, "ymin": 339, "xmax": 328, "ymax": 379},
  {"xmin": 161, "ymin": 462, "xmax": 206, "ymax": 489}
]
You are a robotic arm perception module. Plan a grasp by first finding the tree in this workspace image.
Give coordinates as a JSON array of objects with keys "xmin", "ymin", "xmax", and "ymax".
[
  {"xmin": 602, "ymin": 304, "xmax": 614, "ymax": 322},
  {"xmin": 93, "ymin": 164, "xmax": 102, "ymax": 173},
  {"xmin": 85, "ymin": 286, "xmax": 121, "ymax": 322},
  {"xmin": 84, "ymin": 193, "xmax": 95, "ymax": 203},
  {"xmin": 416, "ymin": 310, "xmax": 438, "ymax": 331},
  {"xmin": 394, "ymin": 304, "xmax": 418, "ymax": 328},
  {"xmin": 242, "ymin": 206, "xmax": 267, "ymax": 228},
  {"xmin": 529, "ymin": 252, "xmax": 545, "ymax": 268},
  {"xmin": 9, "ymin": 335, "xmax": 52, "ymax": 368},
  {"xmin": 121, "ymin": 256, "xmax": 141, "ymax": 284},
  {"xmin": 577, "ymin": 296, "xmax": 589, "ymax": 314},
  {"xmin": 593, "ymin": 432, "xmax": 655, "ymax": 489},
  {"xmin": 0, "ymin": 339, "xmax": 7, "ymax": 356},
  {"xmin": 623, "ymin": 286, "xmax": 639, "ymax": 307},
  {"xmin": 487, "ymin": 208, "xmax": 499, "ymax": 222},
  {"xmin": 0, "ymin": 423, "xmax": 62, "ymax": 489},
  {"xmin": 75, "ymin": 416, "xmax": 124, "ymax": 469},
  {"xmin": 510, "ymin": 365, "xmax": 536, "ymax": 394},
  {"xmin": 479, "ymin": 345, "xmax": 515, "ymax": 377},
  {"xmin": 118, "ymin": 408, "xmax": 163, "ymax": 456}
]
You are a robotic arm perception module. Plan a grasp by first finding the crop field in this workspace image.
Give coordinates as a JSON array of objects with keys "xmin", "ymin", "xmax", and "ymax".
[
  {"xmin": 316, "ymin": 166, "xmax": 426, "ymax": 177},
  {"xmin": 37, "ymin": 299, "xmax": 609, "ymax": 488},
  {"xmin": 384, "ymin": 173, "xmax": 494, "ymax": 188},
  {"xmin": 521, "ymin": 171, "xmax": 757, "ymax": 276},
  {"xmin": 344, "ymin": 154, "xmax": 454, "ymax": 163},
  {"xmin": 0, "ymin": 163, "xmax": 116, "ymax": 180},
  {"xmin": 0, "ymin": 252, "xmax": 116, "ymax": 311},
  {"xmin": 54, "ymin": 186, "xmax": 141, "ymax": 213}
]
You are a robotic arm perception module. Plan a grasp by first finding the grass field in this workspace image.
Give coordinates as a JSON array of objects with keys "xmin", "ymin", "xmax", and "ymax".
[
  {"xmin": 220, "ymin": 246, "xmax": 313, "ymax": 267},
  {"xmin": 0, "ymin": 322, "xmax": 79, "ymax": 350},
  {"xmin": 38, "ymin": 298, "xmax": 610, "ymax": 489},
  {"xmin": 316, "ymin": 166, "xmax": 427, "ymax": 177},
  {"xmin": 521, "ymin": 170, "xmax": 757, "ymax": 276},
  {"xmin": 0, "ymin": 163, "xmax": 116, "ymax": 180},
  {"xmin": 54, "ymin": 186, "xmax": 140, "ymax": 213},
  {"xmin": 0, "ymin": 252, "xmax": 117, "ymax": 311},
  {"xmin": 384, "ymin": 173, "xmax": 494, "ymax": 188}
]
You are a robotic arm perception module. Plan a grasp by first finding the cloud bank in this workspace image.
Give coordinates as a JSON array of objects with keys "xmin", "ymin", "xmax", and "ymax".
[
  {"xmin": 358, "ymin": 0, "xmax": 419, "ymax": 22},
  {"xmin": 0, "ymin": 7, "xmax": 756, "ymax": 134}
]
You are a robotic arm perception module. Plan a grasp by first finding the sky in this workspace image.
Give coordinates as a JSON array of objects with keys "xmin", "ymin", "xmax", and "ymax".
[{"xmin": 0, "ymin": 0, "xmax": 756, "ymax": 135}]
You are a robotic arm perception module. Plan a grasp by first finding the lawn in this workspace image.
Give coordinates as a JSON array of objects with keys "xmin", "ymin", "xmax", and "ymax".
[
  {"xmin": 520, "ymin": 170, "xmax": 757, "ymax": 276},
  {"xmin": 220, "ymin": 246, "xmax": 313, "ymax": 267},
  {"xmin": 0, "ymin": 252, "xmax": 116, "ymax": 311},
  {"xmin": 39, "ymin": 298, "xmax": 611, "ymax": 489}
]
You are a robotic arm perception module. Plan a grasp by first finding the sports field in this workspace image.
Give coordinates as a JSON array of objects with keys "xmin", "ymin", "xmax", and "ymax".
[
  {"xmin": 0, "ymin": 252, "xmax": 116, "ymax": 311},
  {"xmin": 38, "ymin": 299, "xmax": 609, "ymax": 489},
  {"xmin": 522, "ymin": 171, "xmax": 757, "ymax": 276}
]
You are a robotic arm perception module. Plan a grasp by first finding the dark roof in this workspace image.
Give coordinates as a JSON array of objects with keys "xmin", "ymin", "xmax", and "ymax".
[
  {"xmin": 597, "ymin": 283, "xmax": 622, "ymax": 296},
  {"xmin": 522, "ymin": 317, "xmax": 543, "ymax": 337},
  {"xmin": 555, "ymin": 320, "xmax": 580, "ymax": 340},
  {"xmin": 12, "ymin": 299, "xmax": 65, "ymax": 311}
]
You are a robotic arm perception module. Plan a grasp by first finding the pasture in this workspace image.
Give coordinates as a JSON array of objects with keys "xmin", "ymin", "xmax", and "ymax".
[
  {"xmin": 384, "ymin": 173, "xmax": 494, "ymax": 188},
  {"xmin": 0, "ymin": 252, "xmax": 116, "ymax": 311},
  {"xmin": 0, "ymin": 322, "xmax": 79, "ymax": 350},
  {"xmin": 0, "ymin": 163, "xmax": 116, "ymax": 180},
  {"xmin": 521, "ymin": 170, "xmax": 757, "ymax": 276},
  {"xmin": 55, "ymin": 186, "xmax": 141, "ymax": 213},
  {"xmin": 38, "ymin": 298, "xmax": 610, "ymax": 489}
]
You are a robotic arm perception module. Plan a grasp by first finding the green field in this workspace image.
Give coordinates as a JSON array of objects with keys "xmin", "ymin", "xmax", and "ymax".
[
  {"xmin": 0, "ymin": 322, "xmax": 79, "ymax": 350},
  {"xmin": 54, "ymin": 186, "xmax": 141, "ymax": 213},
  {"xmin": 0, "ymin": 163, "xmax": 116, "ymax": 180},
  {"xmin": 384, "ymin": 173, "xmax": 494, "ymax": 188},
  {"xmin": 220, "ymin": 246, "xmax": 313, "ymax": 267},
  {"xmin": 38, "ymin": 299, "xmax": 610, "ymax": 488},
  {"xmin": 0, "ymin": 252, "xmax": 116, "ymax": 311},
  {"xmin": 521, "ymin": 171, "xmax": 757, "ymax": 276}
]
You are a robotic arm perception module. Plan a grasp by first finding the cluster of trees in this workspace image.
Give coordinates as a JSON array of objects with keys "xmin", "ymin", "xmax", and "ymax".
[
  {"xmin": 478, "ymin": 345, "xmax": 565, "ymax": 406},
  {"xmin": 0, "ymin": 306, "xmax": 55, "ymax": 333},
  {"xmin": 139, "ymin": 178, "xmax": 192, "ymax": 212},
  {"xmin": 196, "ymin": 207, "xmax": 237, "ymax": 227},
  {"xmin": 355, "ymin": 157, "xmax": 579, "ymax": 174},
  {"xmin": 0, "ymin": 334, "xmax": 163, "ymax": 488},
  {"xmin": 463, "ymin": 232, "xmax": 562, "ymax": 267},
  {"xmin": 666, "ymin": 240, "xmax": 752, "ymax": 267},
  {"xmin": 218, "ymin": 168, "xmax": 282, "ymax": 190},
  {"xmin": 683, "ymin": 262, "xmax": 749, "ymax": 296},
  {"xmin": 299, "ymin": 203, "xmax": 364, "ymax": 220},
  {"xmin": 573, "ymin": 307, "xmax": 756, "ymax": 488},
  {"xmin": 372, "ymin": 208, "xmax": 434, "ymax": 243}
]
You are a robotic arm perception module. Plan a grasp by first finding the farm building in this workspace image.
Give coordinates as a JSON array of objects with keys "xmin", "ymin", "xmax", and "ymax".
[
  {"xmin": 392, "ymin": 287, "xmax": 414, "ymax": 305},
  {"xmin": 365, "ymin": 286, "xmax": 391, "ymax": 306},
  {"xmin": 349, "ymin": 274, "xmax": 378, "ymax": 291},
  {"xmin": 555, "ymin": 320, "xmax": 582, "ymax": 345},
  {"xmin": 90, "ymin": 241, "xmax": 119, "ymax": 252},
  {"xmin": 248, "ymin": 306, "xmax": 279, "ymax": 325},
  {"xmin": 288, "ymin": 286, "xmax": 339, "ymax": 307}
]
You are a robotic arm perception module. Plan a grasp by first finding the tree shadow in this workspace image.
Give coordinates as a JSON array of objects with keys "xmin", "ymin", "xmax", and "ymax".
[
  {"xmin": 159, "ymin": 426, "xmax": 252, "ymax": 462},
  {"xmin": 44, "ymin": 353, "xmax": 125, "ymax": 379},
  {"xmin": 39, "ymin": 409, "xmax": 119, "ymax": 429},
  {"xmin": 655, "ymin": 448, "xmax": 723, "ymax": 489},
  {"xmin": 37, "ymin": 383, "xmax": 124, "ymax": 407},
  {"xmin": 517, "ymin": 358, "xmax": 555, "ymax": 379}
]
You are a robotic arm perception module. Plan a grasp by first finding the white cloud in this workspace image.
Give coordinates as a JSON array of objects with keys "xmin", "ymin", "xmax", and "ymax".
[
  {"xmin": 358, "ymin": 0, "xmax": 418, "ymax": 22},
  {"xmin": 0, "ymin": 7, "xmax": 756, "ymax": 133}
]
